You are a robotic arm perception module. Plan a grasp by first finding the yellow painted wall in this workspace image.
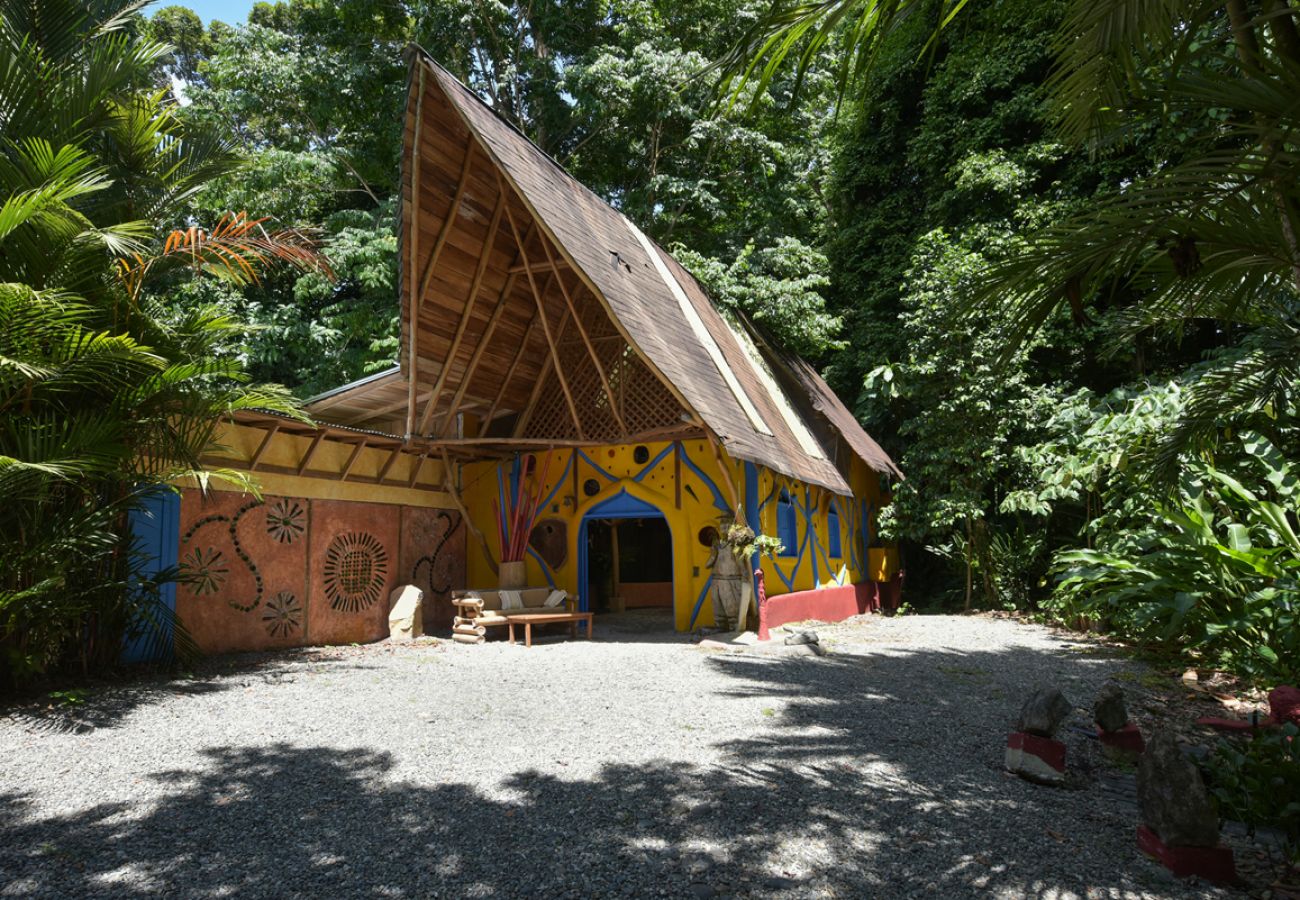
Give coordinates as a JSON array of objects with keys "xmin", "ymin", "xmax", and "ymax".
[
  {"xmin": 196, "ymin": 421, "xmax": 451, "ymax": 508},
  {"xmin": 460, "ymin": 440, "xmax": 889, "ymax": 631}
]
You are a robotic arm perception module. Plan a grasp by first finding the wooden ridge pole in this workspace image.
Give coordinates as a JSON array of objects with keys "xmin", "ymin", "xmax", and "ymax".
[
  {"xmin": 537, "ymin": 233, "xmax": 627, "ymax": 436},
  {"xmin": 414, "ymin": 188, "xmax": 506, "ymax": 436},
  {"xmin": 405, "ymin": 64, "xmax": 425, "ymax": 437},
  {"xmin": 501, "ymin": 187, "xmax": 584, "ymax": 440}
]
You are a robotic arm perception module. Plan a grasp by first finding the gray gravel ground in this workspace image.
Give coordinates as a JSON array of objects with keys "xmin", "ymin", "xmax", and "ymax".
[{"xmin": 1, "ymin": 613, "xmax": 1237, "ymax": 898}]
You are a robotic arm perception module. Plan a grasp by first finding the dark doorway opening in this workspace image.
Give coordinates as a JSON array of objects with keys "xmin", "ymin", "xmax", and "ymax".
[{"xmin": 585, "ymin": 517, "xmax": 672, "ymax": 613}]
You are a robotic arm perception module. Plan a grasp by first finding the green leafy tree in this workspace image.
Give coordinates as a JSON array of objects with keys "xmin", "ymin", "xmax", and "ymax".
[{"xmin": 0, "ymin": 0, "xmax": 326, "ymax": 685}]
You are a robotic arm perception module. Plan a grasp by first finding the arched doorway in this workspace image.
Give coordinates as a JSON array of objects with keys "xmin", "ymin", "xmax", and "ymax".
[{"xmin": 577, "ymin": 490, "xmax": 672, "ymax": 615}]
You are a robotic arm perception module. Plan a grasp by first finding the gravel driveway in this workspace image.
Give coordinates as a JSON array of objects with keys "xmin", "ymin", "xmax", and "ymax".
[{"xmin": 1, "ymin": 614, "xmax": 1232, "ymax": 898}]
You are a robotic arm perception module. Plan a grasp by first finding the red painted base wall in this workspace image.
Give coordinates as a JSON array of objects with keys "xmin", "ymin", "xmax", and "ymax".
[{"xmin": 757, "ymin": 575, "xmax": 902, "ymax": 640}]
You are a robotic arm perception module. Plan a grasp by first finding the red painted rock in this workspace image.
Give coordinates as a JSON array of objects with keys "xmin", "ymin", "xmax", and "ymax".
[
  {"xmin": 1137, "ymin": 826, "xmax": 1236, "ymax": 885},
  {"xmin": 1094, "ymin": 683, "xmax": 1130, "ymax": 733},
  {"xmin": 1005, "ymin": 732, "xmax": 1066, "ymax": 785},
  {"xmin": 1098, "ymin": 722, "xmax": 1146, "ymax": 754},
  {"xmin": 1138, "ymin": 731, "xmax": 1220, "ymax": 848},
  {"xmin": 1016, "ymin": 687, "xmax": 1072, "ymax": 738},
  {"xmin": 1269, "ymin": 685, "xmax": 1300, "ymax": 726}
]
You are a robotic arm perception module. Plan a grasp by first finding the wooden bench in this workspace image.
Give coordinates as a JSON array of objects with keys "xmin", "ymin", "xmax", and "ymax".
[{"xmin": 451, "ymin": 588, "xmax": 578, "ymax": 644}]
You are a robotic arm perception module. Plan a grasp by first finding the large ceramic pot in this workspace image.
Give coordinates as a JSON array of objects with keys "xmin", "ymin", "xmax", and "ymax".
[
  {"xmin": 710, "ymin": 547, "xmax": 746, "ymax": 632},
  {"xmin": 498, "ymin": 560, "xmax": 526, "ymax": 590}
]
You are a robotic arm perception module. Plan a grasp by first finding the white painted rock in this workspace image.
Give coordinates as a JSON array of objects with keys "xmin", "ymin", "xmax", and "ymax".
[{"xmin": 388, "ymin": 584, "xmax": 424, "ymax": 641}]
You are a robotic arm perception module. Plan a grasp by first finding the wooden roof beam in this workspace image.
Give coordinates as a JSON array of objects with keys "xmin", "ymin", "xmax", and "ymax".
[
  {"xmin": 407, "ymin": 125, "xmax": 475, "ymax": 437},
  {"xmin": 536, "ymin": 229, "xmax": 627, "ymax": 436},
  {"xmin": 438, "ymin": 268, "xmax": 551, "ymax": 438},
  {"xmin": 508, "ymin": 258, "xmax": 570, "ymax": 275},
  {"xmin": 414, "ymin": 185, "xmax": 506, "ymax": 436},
  {"xmin": 502, "ymin": 189, "xmax": 584, "ymax": 441},
  {"xmin": 482, "ymin": 308, "xmax": 539, "ymax": 428},
  {"xmin": 513, "ymin": 308, "xmax": 571, "ymax": 436}
]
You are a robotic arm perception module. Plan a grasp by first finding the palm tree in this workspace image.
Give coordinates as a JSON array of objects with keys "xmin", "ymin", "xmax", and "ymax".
[
  {"xmin": 722, "ymin": 0, "xmax": 1300, "ymax": 472},
  {"xmin": 0, "ymin": 0, "xmax": 330, "ymax": 683}
]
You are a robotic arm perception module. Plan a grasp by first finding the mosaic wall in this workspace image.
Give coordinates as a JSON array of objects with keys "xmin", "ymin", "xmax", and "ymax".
[{"xmin": 176, "ymin": 490, "xmax": 464, "ymax": 653}]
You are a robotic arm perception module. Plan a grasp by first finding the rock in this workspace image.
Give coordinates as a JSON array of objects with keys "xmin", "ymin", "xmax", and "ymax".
[
  {"xmin": 1094, "ymin": 683, "xmax": 1130, "ymax": 733},
  {"xmin": 1016, "ymin": 687, "xmax": 1072, "ymax": 737},
  {"xmin": 784, "ymin": 630, "xmax": 819, "ymax": 646},
  {"xmin": 1137, "ymin": 731, "xmax": 1220, "ymax": 847},
  {"xmin": 387, "ymin": 585, "xmax": 424, "ymax": 641},
  {"xmin": 1269, "ymin": 685, "xmax": 1300, "ymax": 726}
]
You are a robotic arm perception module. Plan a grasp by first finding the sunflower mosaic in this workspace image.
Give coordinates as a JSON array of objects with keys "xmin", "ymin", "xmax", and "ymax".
[{"xmin": 322, "ymin": 532, "xmax": 389, "ymax": 613}]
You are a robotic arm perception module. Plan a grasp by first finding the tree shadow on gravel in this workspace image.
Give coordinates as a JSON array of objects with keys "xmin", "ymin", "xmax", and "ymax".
[
  {"xmin": 0, "ymin": 651, "xmax": 382, "ymax": 734},
  {"xmin": 0, "ymin": 640, "xmax": 1218, "ymax": 898}
]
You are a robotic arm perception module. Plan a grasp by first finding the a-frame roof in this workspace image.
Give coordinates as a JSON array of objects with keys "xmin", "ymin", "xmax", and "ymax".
[{"xmin": 307, "ymin": 47, "xmax": 900, "ymax": 493}]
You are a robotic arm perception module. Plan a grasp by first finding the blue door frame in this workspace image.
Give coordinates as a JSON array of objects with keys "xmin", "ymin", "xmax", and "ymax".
[{"xmin": 577, "ymin": 490, "xmax": 669, "ymax": 613}]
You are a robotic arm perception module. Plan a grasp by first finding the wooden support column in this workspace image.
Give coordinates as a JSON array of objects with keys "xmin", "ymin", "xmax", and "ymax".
[
  {"xmin": 296, "ymin": 432, "xmax": 326, "ymax": 476},
  {"xmin": 249, "ymin": 424, "xmax": 279, "ymax": 472},
  {"xmin": 414, "ymin": 187, "xmax": 506, "ymax": 436},
  {"xmin": 537, "ymin": 233, "xmax": 627, "ymax": 435},
  {"xmin": 610, "ymin": 522, "xmax": 624, "ymax": 613},
  {"xmin": 405, "ymin": 65, "xmax": 426, "ymax": 438}
]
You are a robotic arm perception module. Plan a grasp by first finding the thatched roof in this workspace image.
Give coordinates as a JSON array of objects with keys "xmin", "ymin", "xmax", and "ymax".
[{"xmin": 306, "ymin": 47, "xmax": 900, "ymax": 492}]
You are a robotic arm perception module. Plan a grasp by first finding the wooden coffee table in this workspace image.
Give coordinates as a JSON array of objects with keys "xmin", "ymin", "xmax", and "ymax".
[{"xmin": 505, "ymin": 611, "xmax": 594, "ymax": 647}]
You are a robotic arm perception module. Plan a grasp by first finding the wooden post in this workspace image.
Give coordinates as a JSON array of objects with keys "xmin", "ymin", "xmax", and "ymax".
[{"xmin": 610, "ymin": 521, "xmax": 624, "ymax": 613}]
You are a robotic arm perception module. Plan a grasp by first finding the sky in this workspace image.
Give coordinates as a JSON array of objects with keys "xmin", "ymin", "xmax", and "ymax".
[{"xmin": 148, "ymin": 0, "xmax": 257, "ymax": 25}]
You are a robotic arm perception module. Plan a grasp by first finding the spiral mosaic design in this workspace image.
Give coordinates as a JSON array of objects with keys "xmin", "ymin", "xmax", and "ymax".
[
  {"xmin": 262, "ymin": 591, "xmax": 303, "ymax": 638},
  {"xmin": 322, "ymin": 532, "xmax": 388, "ymax": 613}
]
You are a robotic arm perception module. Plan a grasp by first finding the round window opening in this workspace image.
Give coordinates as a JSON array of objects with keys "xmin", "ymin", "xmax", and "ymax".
[
  {"xmin": 583, "ymin": 478, "xmax": 601, "ymax": 497},
  {"xmin": 698, "ymin": 526, "xmax": 719, "ymax": 548},
  {"xmin": 633, "ymin": 445, "xmax": 650, "ymax": 464}
]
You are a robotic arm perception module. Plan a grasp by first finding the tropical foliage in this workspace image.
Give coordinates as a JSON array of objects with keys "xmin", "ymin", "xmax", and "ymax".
[
  {"xmin": 725, "ymin": 0, "xmax": 1300, "ymax": 679},
  {"xmin": 0, "ymin": 0, "xmax": 324, "ymax": 686}
]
